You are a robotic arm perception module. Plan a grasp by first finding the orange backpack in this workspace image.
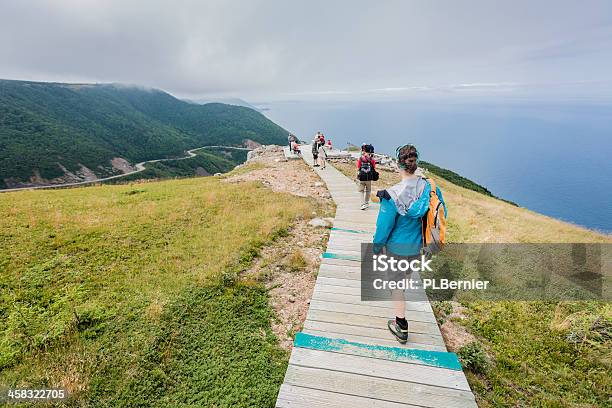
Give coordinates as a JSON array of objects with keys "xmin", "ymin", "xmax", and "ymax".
[{"xmin": 421, "ymin": 178, "xmax": 446, "ymax": 255}]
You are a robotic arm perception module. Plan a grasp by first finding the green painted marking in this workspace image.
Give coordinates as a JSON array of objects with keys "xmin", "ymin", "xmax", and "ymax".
[
  {"xmin": 321, "ymin": 252, "xmax": 360, "ymax": 261},
  {"xmin": 331, "ymin": 227, "xmax": 371, "ymax": 234},
  {"xmin": 294, "ymin": 332, "xmax": 463, "ymax": 371}
]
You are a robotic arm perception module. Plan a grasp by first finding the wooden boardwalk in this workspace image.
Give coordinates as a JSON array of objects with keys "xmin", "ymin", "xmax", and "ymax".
[{"xmin": 276, "ymin": 146, "xmax": 477, "ymax": 407}]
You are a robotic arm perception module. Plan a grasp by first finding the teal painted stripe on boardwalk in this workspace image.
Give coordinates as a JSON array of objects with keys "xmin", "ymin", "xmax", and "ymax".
[
  {"xmin": 321, "ymin": 252, "xmax": 360, "ymax": 261},
  {"xmin": 331, "ymin": 227, "xmax": 371, "ymax": 234},
  {"xmin": 294, "ymin": 332, "xmax": 463, "ymax": 371}
]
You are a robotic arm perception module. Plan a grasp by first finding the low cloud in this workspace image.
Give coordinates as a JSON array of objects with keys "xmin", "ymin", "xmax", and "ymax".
[{"xmin": 1, "ymin": 0, "xmax": 611, "ymax": 101}]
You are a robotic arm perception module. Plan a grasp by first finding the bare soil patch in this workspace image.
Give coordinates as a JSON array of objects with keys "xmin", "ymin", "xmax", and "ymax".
[{"xmin": 229, "ymin": 145, "xmax": 335, "ymax": 350}]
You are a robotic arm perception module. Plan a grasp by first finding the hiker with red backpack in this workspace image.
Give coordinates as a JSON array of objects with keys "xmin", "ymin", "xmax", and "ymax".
[
  {"xmin": 356, "ymin": 144, "xmax": 378, "ymax": 210},
  {"xmin": 318, "ymin": 132, "xmax": 325, "ymax": 145},
  {"xmin": 372, "ymin": 144, "xmax": 446, "ymax": 344}
]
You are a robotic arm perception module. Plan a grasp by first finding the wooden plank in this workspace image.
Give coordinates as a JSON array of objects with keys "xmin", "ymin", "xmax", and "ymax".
[
  {"xmin": 326, "ymin": 234, "xmax": 370, "ymax": 242},
  {"xmin": 325, "ymin": 241, "xmax": 370, "ymax": 249},
  {"xmin": 332, "ymin": 218, "xmax": 376, "ymax": 226},
  {"xmin": 306, "ymin": 309, "xmax": 441, "ymax": 335},
  {"xmin": 325, "ymin": 243, "xmax": 367, "ymax": 252},
  {"xmin": 325, "ymin": 236, "xmax": 370, "ymax": 243},
  {"xmin": 293, "ymin": 332, "xmax": 456, "ymax": 369},
  {"xmin": 317, "ymin": 266, "xmax": 433, "ymax": 299},
  {"xmin": 303, "ymin": 321, "xmax": 446, "ymax": 348},
  {"xmin": 314, "ymin": 282, "xmax": 431, "ymax": 302},
  {"xmin": 313, "ymin": 280, "xmax": 430, "ymax": 296},
  {"xmin": 302, "ymin": 329, "xmax": 447, "ymax": 352},
  {"xmin": 327, "ymin": 232, "xmax": 370, "ymax": 238},
  {"xmin": 331, "ymin": 227, "xmax": 372, "ymax": 235},
  {"xmin": 312, "ymin": 287, "xmax": 431, "ymax": 306},
  {"xmin": 311, "ymin": 290, "xmax": 433, "ymax": 312},
  {"xmin": 327, "ymin": 234, "xmax": 372, "ymax": 242},
  {"xmin": 276, "ymin": 384, "xmax": 421, "ymax": 408},
  {"xmin": 290, "ymin": 347, "xmax": 467, "ymax": 389},
  {"xmin": 311, "ymin": 286, "xmax": 433, "ymax": 310},
  {"xmin": 333, "ymin": 216, "xmax": 378, "ymax": 222},
  {"xmin": 283, "ymin": 365, "xmax": 477, "ymax": 408},
  {"xmin": 308, "ymin": 300, "xmax": 437, "ymax": 323},
  {"xmin": 314, "ymin": 282, "xmax": 380, "ymax": 296},
  {"xmin": 317, "ymin": 268, "xmax": 362, "ymax": 280},
  {"xmin": 321, "ymin": 251, "xmax": 362, "ymax": 261},
  {"xmin": 316, "ymin": 276, "xmax": 362, "ymax": 288},
  {"xmin": 323, "ymin": 244, "xmax": 363, "ymax": 250},
  {"xmin": 319, "ymin": 262, "xmax": 362, "ymax": 272},
  {"xmin": 320, "ymin": 257, "xmax": 363, "ymax": 267}
]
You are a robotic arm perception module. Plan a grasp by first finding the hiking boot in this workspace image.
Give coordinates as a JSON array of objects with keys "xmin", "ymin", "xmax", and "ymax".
[{"xmin": 387, "ymin": 319, "xmax": 408, "ymax": 344}]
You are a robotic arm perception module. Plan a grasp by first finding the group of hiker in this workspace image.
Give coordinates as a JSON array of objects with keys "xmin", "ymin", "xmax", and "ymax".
[
  {"xmin": 287, "ymin": 131, "xmax": 333, "ymax": 169},
  {"xmin": 311, "ymin": 131, "xmax": 331, "ymax": 168},
  {"xmin": 286, "ymin": 132, "xmax": 447, "ymax": 343}
]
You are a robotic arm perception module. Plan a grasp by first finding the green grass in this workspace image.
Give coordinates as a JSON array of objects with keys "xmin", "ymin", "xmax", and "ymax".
[
  {"xmin": 463, "ymin": 301, "xmax": 611, "ymax": 407},
  {"xmin": 93, "ymin": 284, "xmax": 288, "ymax": 407},
  {"xmin": 0, "ymin": 175, "xmax": 315, "ymax": 406}
]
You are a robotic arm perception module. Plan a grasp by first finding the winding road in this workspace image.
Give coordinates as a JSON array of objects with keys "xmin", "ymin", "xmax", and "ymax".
[{"xmin": 1, "ymin": 145, "xmax": 252, "ymax": 193}]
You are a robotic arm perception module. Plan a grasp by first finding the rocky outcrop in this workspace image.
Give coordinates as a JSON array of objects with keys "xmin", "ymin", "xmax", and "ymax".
[
  {"xmin": 110, "ymin": 157, "xmax": 136, "ymax": 174},
  {"xmin": 242, "ymin": 138, "xmax": 262, "ymax": 150},
  {"xmin": 246, "ymin": 145, "xmax": 283, "ymax": 161}
]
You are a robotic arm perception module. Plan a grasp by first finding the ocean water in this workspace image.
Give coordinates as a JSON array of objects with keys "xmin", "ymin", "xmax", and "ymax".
[{"xmin": 262, "ymin": 100, "xmax": 612, "ymax": 233}]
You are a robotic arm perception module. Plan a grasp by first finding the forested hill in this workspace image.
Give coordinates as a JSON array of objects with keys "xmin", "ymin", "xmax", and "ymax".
[{"xmin": 0, "ymin": 79, "xmax": 288, "ymax": 188}]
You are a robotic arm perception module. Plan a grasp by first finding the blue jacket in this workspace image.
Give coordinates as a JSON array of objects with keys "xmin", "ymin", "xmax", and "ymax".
[{"xmin": 373, "ymin": 180, "xmax": 445, "ymax": 256}]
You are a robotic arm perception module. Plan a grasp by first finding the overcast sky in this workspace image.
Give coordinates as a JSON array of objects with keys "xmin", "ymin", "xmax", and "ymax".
[{"xmin": 1, "ymin": 0, "xmax": 611, "ymax": 101}]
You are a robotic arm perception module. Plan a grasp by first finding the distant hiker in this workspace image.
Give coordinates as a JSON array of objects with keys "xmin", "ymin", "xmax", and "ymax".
[
  {"xmin": 327, "ymin": 139, "xmax": 332, "ymax": 149},
  {"xmin": 287, "ymin": 133, "xmax": 300, "ymax": 153},
  {"xmin": 317, "ymin": 140, "xmax": 328, "ymax": 169},
  {"xmin": 291, "ymin": 140, "xmax": 301, "ymax": 156},
  {"xmin": 356, "ymin": 144, "xmax": 378, "ymax": 210},
  {"xmin": 312, "ymin": 138, "xmax": 320, "ymax": 166},
  {"xmin": 372, "ymin": 144, "xmax": 446, "ymax": 344}
]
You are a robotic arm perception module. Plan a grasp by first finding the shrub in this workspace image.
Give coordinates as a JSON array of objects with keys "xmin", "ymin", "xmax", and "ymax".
[
  {"xmin": 286, "ymin": 251, "xmax": 308, "ymax": 271},
  {"xmin": 458, "ymin": 341, "xmax": 490, "ymax": 374}
]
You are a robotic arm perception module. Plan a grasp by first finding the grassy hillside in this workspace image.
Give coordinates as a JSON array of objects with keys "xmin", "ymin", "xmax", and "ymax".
[
  {"xmin": 2, "ymin": 153, "xmax": 609, "ymax": 406},
  {"xmin": 334, "ymin": 160, "xmax": 611, "ymax": 407},
  {"xmin": 0, "ymin": 79, "xmax": 287, "ymax": 187},
  {"xmin": 419, "ymin": 160, "xmax": 517, "ymax": 206},
  {"xmin": 429, "ymin": 171, "xmax": 611, "ymax": 407},
  {"xmin": 0, "ymin": 172, "xmax": 317, "ymax": 406}
]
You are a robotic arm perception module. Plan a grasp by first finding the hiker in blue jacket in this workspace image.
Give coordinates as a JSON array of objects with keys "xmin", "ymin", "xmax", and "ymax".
[{"xmin": 372, "ymin": 144, "xmax": 432, "ymax": 343}]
